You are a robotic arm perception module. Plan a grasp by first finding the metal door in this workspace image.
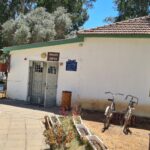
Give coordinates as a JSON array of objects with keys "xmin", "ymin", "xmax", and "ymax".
[
  {"xmin": 45, "ymin": 62, "xmax": 58, "ymax": 107},
  {"xmin": 28, "ymin": 61, "xmax": 46, "ymax": 105}
]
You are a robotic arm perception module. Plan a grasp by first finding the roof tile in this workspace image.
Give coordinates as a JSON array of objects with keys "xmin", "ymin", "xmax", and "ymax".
[{"xmin": 78, "ymin": 16, "xmax": 150, "ymax": 35}]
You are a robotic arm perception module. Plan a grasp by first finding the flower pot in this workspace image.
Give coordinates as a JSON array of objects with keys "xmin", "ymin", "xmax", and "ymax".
[
  {"xmin": 86, "ymin": 135, "xmax": 108, "ymax": 150},
  {"xmin": 72, "ymin": 115, "xmax": 83, "ymax": 125},
  {"xmin": 75, "ymin": 124, "xmax": 91, "ymax": 138},
  {"xmin": 0, "ymin": 63, "xmax": 7, "ymax": 72},
  {"xmin": 50, "ymin": 115, "xmax": 61, "ymax": 127}
]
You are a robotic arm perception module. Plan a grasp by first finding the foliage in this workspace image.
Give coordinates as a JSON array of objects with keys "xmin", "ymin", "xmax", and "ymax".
[
  {"xmin": 105, "ymin": 0, "xmax": 150, "ymax": 23},
  {"xmin": 43, "ymin": 116, "xmax": 75, "ymax": 150},
  {"xmin": 53, "ymin": 7, "xmax": 72, "ymax": 39},
  {"xmin": 37, "ymin": 0, "xmax": 96, "ymax": 30},
  {"xmin": 0, "ymin": 0, "xmax": 36, "ymax": 48},
  {"xmin": 0, "ymin": 0, "xmax": 36, "ymax": 22},
  {"xmin": 115, "ymin": 0, "xmax": 150, "ymax": 21},
  {"xmin": 2, "ymin": 7, "xmax": 72, "ymax": 46},
  {"xmin": 26, "ymin": 7, "xmax": 56, "ymax": 43},
  {"xmin": 72, "ymin": 104, "xmax": 82, "ymax": 116},
  {"xmin": 2, "ymin": 19, "xmax": 16, "ymax": 45},
  {"xmin": 0, "ymin": 0, "xmax": 96, "ymax": 47},
  {"xmin": 0, "ymin": 51, "xmax": 10, "ymax": 63},
  {"xmin": 0, "ymin": 0, "xmax": 96, "ymax": 48},
  {"xmin": 43, "ymin": 115, "xmax": 94, "ymax": 150}
]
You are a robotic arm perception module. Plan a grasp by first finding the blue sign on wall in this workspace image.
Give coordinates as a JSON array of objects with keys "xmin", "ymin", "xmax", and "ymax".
[{"xmin": 66, "ymin": 60, "xmax": 77, "ymax": 71}]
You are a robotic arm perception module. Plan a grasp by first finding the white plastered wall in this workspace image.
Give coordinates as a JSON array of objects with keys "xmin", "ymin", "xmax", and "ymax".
[{"xmin": 7, "ymin": 37, "xmax": 150, "ymax": 117}]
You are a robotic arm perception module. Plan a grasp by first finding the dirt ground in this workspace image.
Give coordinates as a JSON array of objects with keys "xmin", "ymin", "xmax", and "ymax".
[
  {"xmin": 0, "ymin": 99, "xmax": 149, "ymax": 150},
  {"xmin": 81, "ymin": 111, "xmax": 150, "ymax": 150}
]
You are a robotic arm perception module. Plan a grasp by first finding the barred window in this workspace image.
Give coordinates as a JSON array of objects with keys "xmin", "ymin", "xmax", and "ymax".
[
  {"xmin": 35, "ymin": 64, "xmax": 43, "ymax": 72},
  {"xmin": 48, "ymin": 66, "xmax": 56, "ymax": 74}
]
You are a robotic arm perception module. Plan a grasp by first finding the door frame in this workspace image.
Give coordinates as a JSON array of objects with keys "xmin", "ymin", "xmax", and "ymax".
[
  {"xmin": 28, "ymin": 60, "xmax": 59, "ymax": 107},
  {"xmin": 44, "ymin": 61, "xmax": 59, "ymax": 107}
]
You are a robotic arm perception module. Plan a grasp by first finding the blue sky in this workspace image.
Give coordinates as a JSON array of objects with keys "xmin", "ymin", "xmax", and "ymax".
[{"xmin": 84, "ymin": 0, "xmax": 118, "ymax": 29}]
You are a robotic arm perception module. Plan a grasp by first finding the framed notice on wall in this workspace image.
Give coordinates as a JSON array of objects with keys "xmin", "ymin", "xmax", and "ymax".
[
  {"xmin": 47, "ymin": 52, "xmax": 60, "ymax": 61},
  {"xmin": 66, "ymin": 60, "xmax": 77, "ymax": 71}
]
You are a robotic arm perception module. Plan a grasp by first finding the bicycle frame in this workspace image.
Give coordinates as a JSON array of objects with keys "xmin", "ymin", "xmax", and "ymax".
[
  {"xmin": 123, "ymin": 95, "xmax": 138, "ymax": 135},
  {"xmin": 102, "ymin": 92, "xmax": 123, "ymax": 132}
]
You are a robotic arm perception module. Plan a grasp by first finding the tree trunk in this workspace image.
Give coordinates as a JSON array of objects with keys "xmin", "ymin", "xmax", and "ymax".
[{"xmin": 20, "ymin": 0, "xmax": 25, "ymax": 14}]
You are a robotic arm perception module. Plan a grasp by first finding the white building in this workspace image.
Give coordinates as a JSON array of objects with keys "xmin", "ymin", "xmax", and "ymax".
[{"xmin": 3, "ymin": 16, "xmax": 150, "ymax": 117}]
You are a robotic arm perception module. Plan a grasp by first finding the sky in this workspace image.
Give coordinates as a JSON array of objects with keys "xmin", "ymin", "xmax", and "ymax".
[{"xmin": 84, "ymin": 0, "xmax": 118, "ymax": 29}]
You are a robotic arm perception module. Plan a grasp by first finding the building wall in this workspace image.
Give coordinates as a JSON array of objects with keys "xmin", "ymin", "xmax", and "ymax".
[{"xmin": 7, "ymin": 37, "xmax": 150, "ymax": 117}]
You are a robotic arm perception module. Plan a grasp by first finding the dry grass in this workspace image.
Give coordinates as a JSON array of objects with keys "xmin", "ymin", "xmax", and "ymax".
[{"xmin": 83, "ymin": 120, "xmax": 149, "ymax": 150}]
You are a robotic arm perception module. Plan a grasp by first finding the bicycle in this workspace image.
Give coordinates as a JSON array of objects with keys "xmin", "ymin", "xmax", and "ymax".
[
  {"xmin": 123, "ymin": 95, "xmax": 138, "ymax": 135},
  {"xmin": 102, "ymin": 91, "xmax": 124, "ymax": 132}
]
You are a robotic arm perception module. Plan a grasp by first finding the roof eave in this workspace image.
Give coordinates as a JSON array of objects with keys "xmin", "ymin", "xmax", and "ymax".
[
  {"xmin": 3, "ymin": 33, "xmax": 150, "ymax": 52},
  {"xmin": 78, "ymin": 33, "xmax": 150, "ymax": 38},
  {"xmin": 3, "ymin": 37, "xmax": 84, "ymax": 52}
]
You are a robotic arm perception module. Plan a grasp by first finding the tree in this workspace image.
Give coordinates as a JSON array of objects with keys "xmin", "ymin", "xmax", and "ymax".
[
  {"xmin": 0, "ymin": 0, "xmax": 36, "ymax": 48},
  {"xmin": 1, "ymin": 0, "xmax": 96, "ymax": 47},
  {"xmin": 37, "ymin": 0, "xmax": 96, "ymax": 30},
  {"xmin": 108, "ymin": 0, "xmax": 150, "ymax": 22},
  {"xmin": 53, "ymin": 7, "xmax": 72, "ymax": 39},
  {"xmin": 0, "ymin": 0, "xmax": 36, "ymax": 22},
  {"xmin": 25, "ymin": 7, "xmax": 56, "ymax": 43},
  {"xmin": 2, "ymin": 19, "xmax": 16, "ymax": 46},
  {"xmin": 115, "ymin": 0, "xmax": 150, "ymax": 22},
  {"xmin": 2, "ymin": 7, "xmax": 72, "ymax": 46}
]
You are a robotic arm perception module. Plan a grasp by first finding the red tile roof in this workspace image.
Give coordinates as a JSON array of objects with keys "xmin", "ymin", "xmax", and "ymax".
[{"xmin": 78, "ymin": 16, "xmax": 150, "ymax": 35}]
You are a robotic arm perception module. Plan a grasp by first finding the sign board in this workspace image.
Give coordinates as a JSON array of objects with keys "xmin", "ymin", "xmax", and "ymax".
[
  {"xmin": 47, "ymin": 52, "xmax": 60, "ymax": 61},
  {"xmin": 66, "ymin": 60, "xmax": 77, "ymax": 71}
]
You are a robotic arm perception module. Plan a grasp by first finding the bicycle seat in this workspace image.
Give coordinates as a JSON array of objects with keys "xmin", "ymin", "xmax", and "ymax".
[{"xmin": 108, "ymin": 98, "xmax": 113, "ymax": 101}]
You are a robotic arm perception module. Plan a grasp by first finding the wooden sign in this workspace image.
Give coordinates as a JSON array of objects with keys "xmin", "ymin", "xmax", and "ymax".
[{"xmin": 47, "ymin": 52, "xmax": 60, "ymax": 61}]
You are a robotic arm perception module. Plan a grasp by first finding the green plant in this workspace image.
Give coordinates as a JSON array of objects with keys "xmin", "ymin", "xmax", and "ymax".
[
  {"xmin": 43, "ymin": 128, "xmax": 56, "ymax": 146},
  {"xmin": 0, "ymin": 52, "xmax": 10, "ymax": 63},
  {"xmin": 43, "ymin": 116, "xmax": 93, "ymax": 150}
]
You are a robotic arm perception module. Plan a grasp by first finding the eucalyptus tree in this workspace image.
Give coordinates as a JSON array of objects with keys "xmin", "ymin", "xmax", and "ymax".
[
  {"xmin": 37, "ymin": 0, "xmax": 96, "ymax": 30},
  {"xmin": 0, "ymin": 0, "xmax": 36, "ymax": 48},
  {"xmin": 2, "ymin": 7, "xmax": 72, "ymax": 46},
  {"xmin": 114, "ymin": 0, "xmax": 150, "ymax": 21},
  {"xmin": 105, "ymin": 0, "xmax": 150, "ymax": 23}
]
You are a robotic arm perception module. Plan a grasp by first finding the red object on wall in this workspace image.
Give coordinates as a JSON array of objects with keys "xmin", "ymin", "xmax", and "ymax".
[{"xmin": 0, "ymin": 63, "xmax": 7, "ymax": 72}]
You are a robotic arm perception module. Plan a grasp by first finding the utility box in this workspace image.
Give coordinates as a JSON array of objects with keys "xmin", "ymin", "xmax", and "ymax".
[{"xmin": 61, "ymin": 91, "xmax": 72, "ymax": 110}]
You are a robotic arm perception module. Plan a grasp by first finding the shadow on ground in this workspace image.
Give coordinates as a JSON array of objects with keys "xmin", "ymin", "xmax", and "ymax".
[
  {"xmin": 81, "ymin": 109, "xmax": 150, "ymax": 131},
  {"xmin": 0, "ymin": 99, "xmax": 60, "ymax": 114},
  {"xmin": 0, "ymin": 99, "xmax": 150, "ymax": 131}
]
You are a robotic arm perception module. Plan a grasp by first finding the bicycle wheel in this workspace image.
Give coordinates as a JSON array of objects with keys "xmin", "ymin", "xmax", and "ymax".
[
  {"xmin": 104, "ymin": 116, "xmax": 110, "ymax": 129},
  {"xmin": 102, "ymin": 116, "xmax": 110, "ymax": 132},
  {"xmin": 123, "ymin": 114, "xmax": 131, "ymax": 135}
]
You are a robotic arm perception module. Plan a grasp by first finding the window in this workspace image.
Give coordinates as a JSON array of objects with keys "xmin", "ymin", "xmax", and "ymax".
[
  {"xmin": 48, "ymin": 66, "xmax": 57, "ymax": 74},
  {"xmin": 34, "ymin": 64, "xmax": 43, "ymax": 72}
]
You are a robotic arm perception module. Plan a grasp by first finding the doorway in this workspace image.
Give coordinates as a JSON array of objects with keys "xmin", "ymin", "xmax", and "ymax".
[{"xmin": 28, "ymin": 61, "xmax": 59, "ymax": 107}]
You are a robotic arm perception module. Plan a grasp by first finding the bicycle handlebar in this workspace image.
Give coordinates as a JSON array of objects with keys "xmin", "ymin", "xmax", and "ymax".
[
  {"xmin": 105, "ymin": 92, "xmax": 124, "ymax": 96},
  {"xmin": 125, "ymin": 95, "xmax": 138, "ymax": 105},
  {"xmin": 105, "ymin": 91, "xmax": 113, "ymax": 95},
  {"xmin": 105, "ymin": 91, "xmax": 124, "ymax": 101}
]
